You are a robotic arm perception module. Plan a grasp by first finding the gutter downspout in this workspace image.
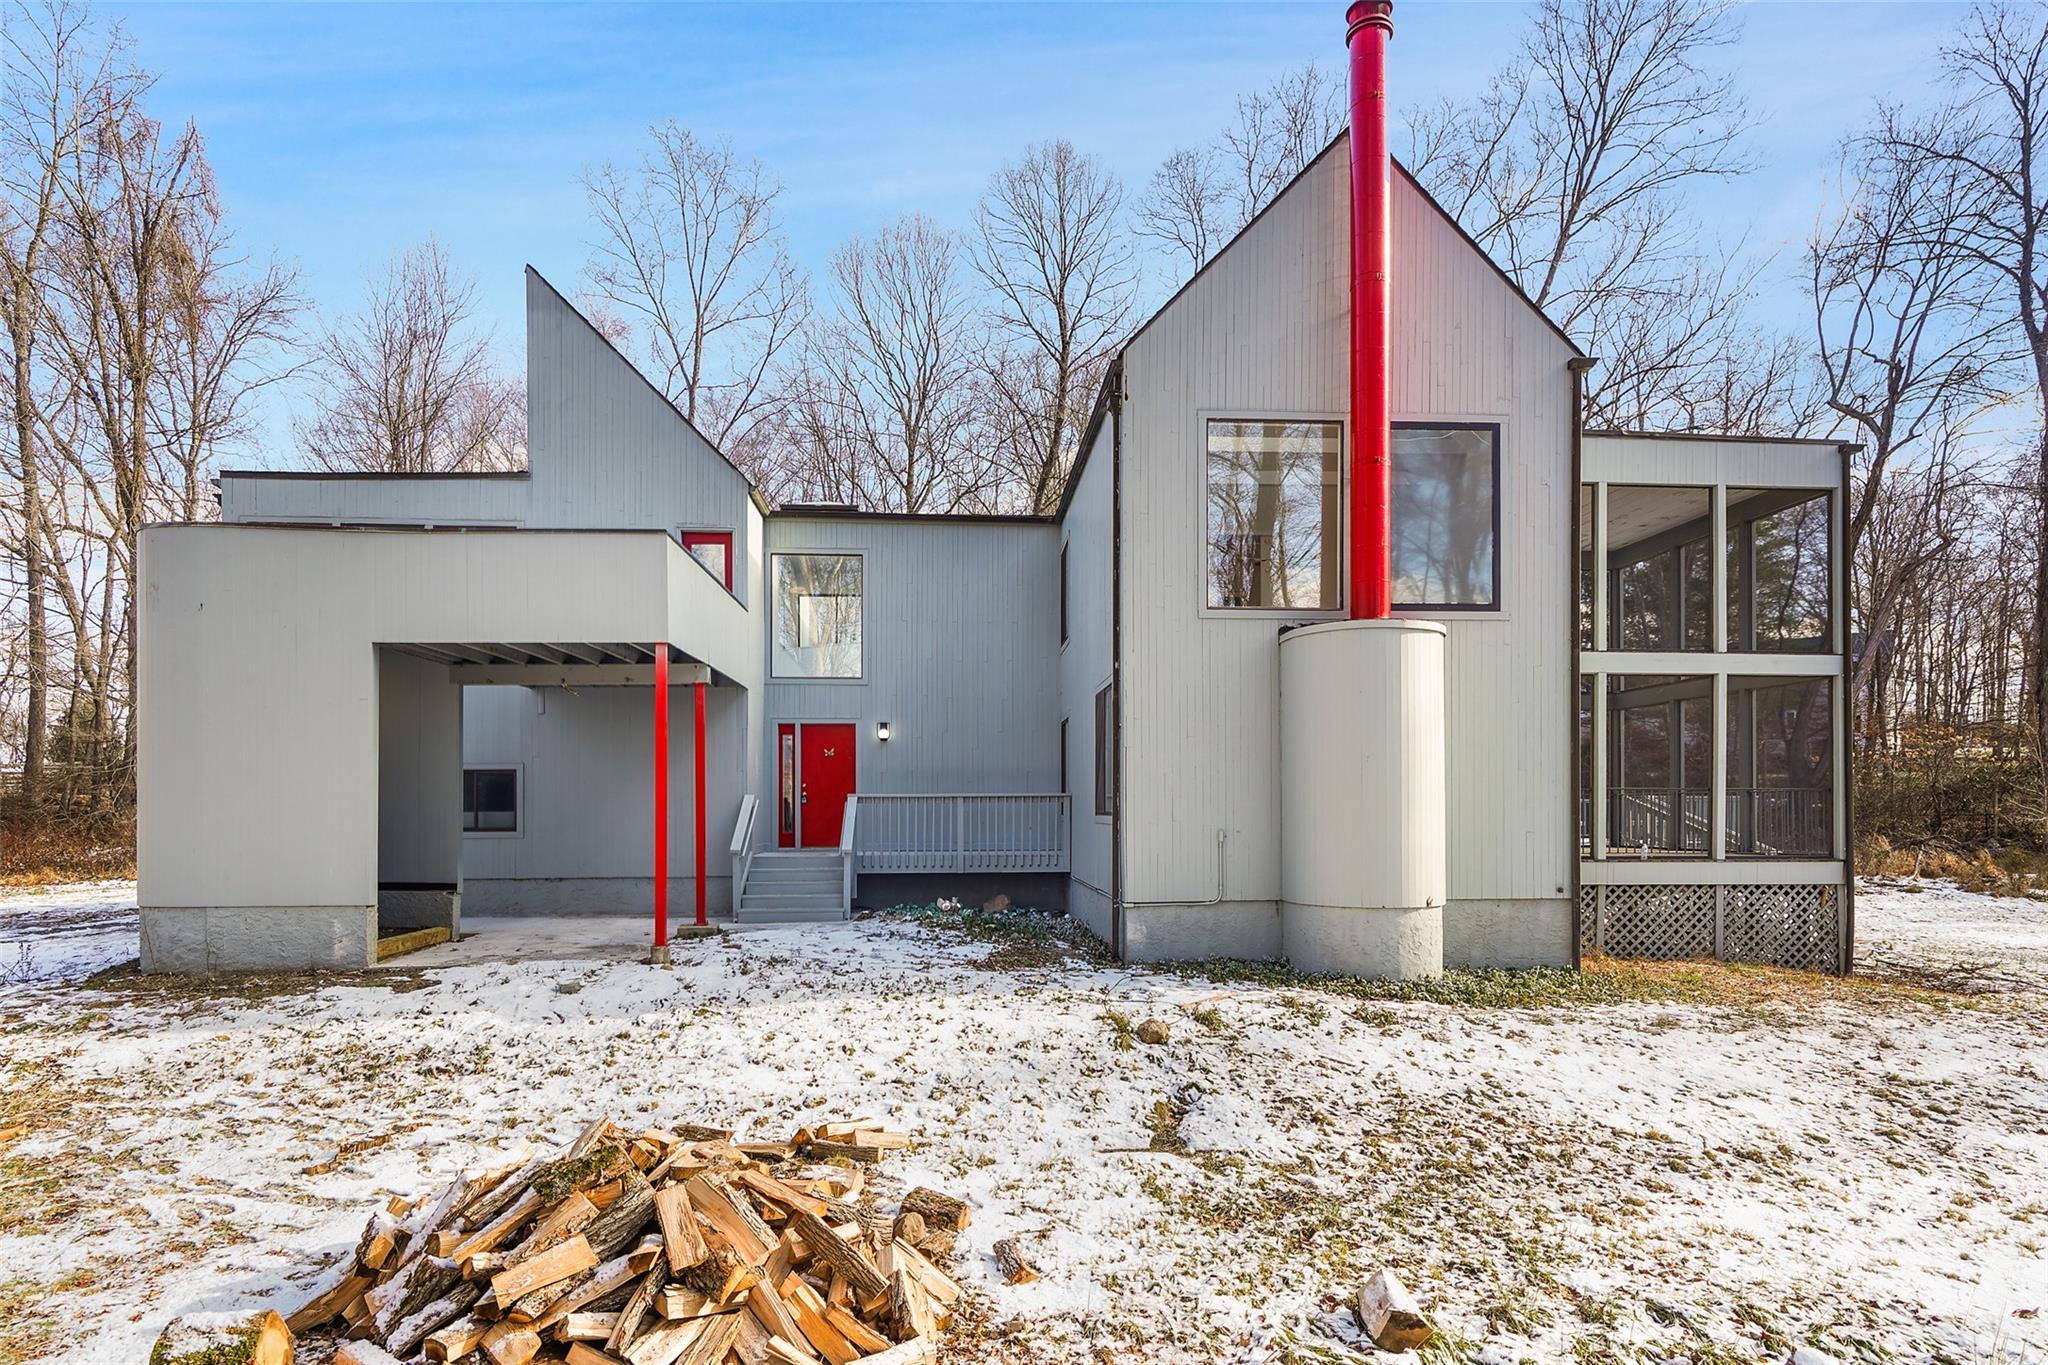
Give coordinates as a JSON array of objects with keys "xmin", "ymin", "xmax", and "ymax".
[
  {"xmin": 1567, "ymin": 355, "xmax": 1598, "ymax": 972},
  {"xmin": 1347, "ymin": 0, "xmax": 1395, "ymax": 620},
  {"xmin": 1109, "ymin": 356, "xmax": 1127, "ymax": 961}
]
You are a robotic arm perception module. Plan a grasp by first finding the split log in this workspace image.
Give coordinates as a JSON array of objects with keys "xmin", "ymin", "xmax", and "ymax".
[
  {"xmin": 790, "ymin": 1212, "xmax": 886, "ymax": 1304},
  {"xmin": 566, "ymin": 1344, "xmax": 631, "ymax": 1365},
  {"xmin": 558, "ymin": 1311, "xmax": 620, "ymax": 1341},
  {"xmin": 895, "ymin": 1188, "xmax": 968, "ymax": 1233},
  {"xmin": 800, "ymin": 1140, "xmax": 881, "ymax": 1165},
  {"xmin": 886, "ymin": 1271, "xmax": 935, "ymax": 1345},
  {"xmin": 991, "ymin": 1236, "xmax": 1039, "ymax": 1286},
  {"xmin": 423, "ymin": 1312, "xmax": 491, "ymax": 1362},
  {"xmin": 1356, "ymin": 1268, "xmax": 1431, "ymax": 1352},
  {"xmin": 889, "ymin": 1213, "xmax": 925, "ymax": 1247},
  {"xmin": 606, "ymin": 1263, "xmax": 668, "ymax": 1355},
  {"xmin": 584, "ymin": 1172, "xmax": 658, "ymax": 1260},
  {"xmin": 848, "ymin": 1343, "xmax": 934, "ymax": 1365},
  {"xmin": 389, "ymin": 1282, "xmax": 484, "ymax": 1358},
  {"xmin": 685, "ymin": 1177, "xmax": 772, "ymax": 1264},
  {"xmin": 491, "ymin": 1235, "xmax": 598, "ymax": 1310},
  {"xmin": 288, "ymin": 1265, "xmax": 372, "ymax": 1332},
  {"xmin": 654, "ymin": 1183, "xmax": 708, "ymax": 1273},
  {"xmin": 367, "ymin": 1253, "xmax": 463, "ymax": 1339},
  {"xmin": 480, "ymin": 1318, "xmax": 543, "ymax": 1365},
  {"xmin": 335, "ymin": 1344, "xmax": 408, "ymax": 1365},
  {"xmin": 151, "ymin": 1310, "xmax": 293, "ymax": 1365}
]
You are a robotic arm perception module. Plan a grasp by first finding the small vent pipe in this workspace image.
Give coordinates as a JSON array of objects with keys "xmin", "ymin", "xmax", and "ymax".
[{"xmin": 1346, "ymin": 0, "xmax": 1394, "ymax": 619}]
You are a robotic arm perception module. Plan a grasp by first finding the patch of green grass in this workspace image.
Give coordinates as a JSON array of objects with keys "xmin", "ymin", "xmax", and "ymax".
[{"xmin": 1188, "ymin": 1004, "xmax": 1230, "ymax": 1034}]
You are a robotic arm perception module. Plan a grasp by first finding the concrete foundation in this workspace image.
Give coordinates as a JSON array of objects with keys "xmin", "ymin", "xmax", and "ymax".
[
  {"xmin": 1278, "ymin": 619, "xmax": 1448, "ymax": 979},
  {"xmin": 1443, "ymin": 898, "xmax": 1573, "ymax": 969},
  {"xmin": 140, "ymin": 905, "xmax": 376, "ymax": 974},
  {"xmin": 378, "ymin": 885, "xmax": 461, "ymax": 934},
  {"xmin": 1121, "ymin": 901, "xmax": 1282, "ymax": 963}
]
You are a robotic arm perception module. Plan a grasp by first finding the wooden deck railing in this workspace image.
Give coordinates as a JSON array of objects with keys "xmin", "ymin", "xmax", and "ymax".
[{"xmin": 852, "ymin": 794, "xmax": 1070, "ymax": 873}]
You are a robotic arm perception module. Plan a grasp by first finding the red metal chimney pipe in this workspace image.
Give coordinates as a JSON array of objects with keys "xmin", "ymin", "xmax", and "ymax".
[{"xmin": 1347, "ymin": 0, "xmax": 1394, "ymax": 620}]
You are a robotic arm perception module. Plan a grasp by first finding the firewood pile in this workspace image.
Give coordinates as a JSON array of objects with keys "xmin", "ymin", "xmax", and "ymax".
[{"xmin": 279, "ymin": 1116, "xmax": 968, "ymax": 1365}]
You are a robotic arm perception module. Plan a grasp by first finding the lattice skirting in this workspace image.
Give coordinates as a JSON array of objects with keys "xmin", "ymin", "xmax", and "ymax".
[{"xmin": 1580, "ymin": 882, "xmax": 1844, "ymax": 973}]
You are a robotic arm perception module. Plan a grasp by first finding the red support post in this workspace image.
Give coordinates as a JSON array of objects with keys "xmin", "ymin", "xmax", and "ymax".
[
  {"xmin": 1347, "ymin": 0, "xmax": 1395, "ymax": 620},
  {"xmin": 693, "ymin": 678, "xmax": 708, "ymax": 928},
  {"xmin": 652, "ymin": 644, "xmax": 669, "ymax": 951}
]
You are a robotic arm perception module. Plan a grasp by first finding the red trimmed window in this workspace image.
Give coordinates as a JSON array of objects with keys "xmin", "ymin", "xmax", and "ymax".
[{"xmin": 681, "ymin": 530, "xmax": 733, "ymax": 589}]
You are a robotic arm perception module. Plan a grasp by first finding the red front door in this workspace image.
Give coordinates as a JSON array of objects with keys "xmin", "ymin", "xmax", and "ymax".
[{"xmin": 797, "ymin": 723, "xmax": 856, "ymax": 847}]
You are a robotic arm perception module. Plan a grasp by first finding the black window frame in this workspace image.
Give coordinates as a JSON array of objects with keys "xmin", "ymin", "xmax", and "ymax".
[
  {"xmin": 462, "ymin": 767, "xmax": 518, "ymax": 833},
  {"xmin": 1059, "ymin": 540, "xmax": 1069, "ymax": 646},
  {"xmin": 1391, "ymin": 420, "xmax": 1503, "ymax": 613},
  {"xmin": 1093, "ymin": 683, "xmax": 1114, "ymax": 817}
]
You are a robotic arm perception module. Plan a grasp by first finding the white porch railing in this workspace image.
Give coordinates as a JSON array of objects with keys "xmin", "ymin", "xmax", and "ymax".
[
  {"xmin": 839, "ymin": 794, "xmax": 859, "ymax": 909},
  {"xmin": 852, "ymin": 794, "xmax": 1070, "ymax": 874},
  {"xmin": 729, "ymin": 794, "xmax": 759, "ymax": 904}
]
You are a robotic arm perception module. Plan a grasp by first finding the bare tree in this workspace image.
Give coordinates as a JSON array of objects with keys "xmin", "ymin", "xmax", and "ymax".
[
  {"xmin": 1880, "ymin": 3, "xmax": 2048, "ymax": 833},
  {"xmin": 581, "ymin": 124, "xmax": 807, "ymax": 475},
  {"xmin": 787, "ymin": 215, "xmax": 991, "ymax": 513},
  {"xmin": 1406, "ymin": 0, "xmax": 1756, "ymax": 424},
  {"xmin": 297, "ymin": 239, "xmax": 523, "ymax": 474},
  {"xmin": 152, "ymin": 211, "xmax": 300, "ymax": 520},
  {"xmin": 1136, "ymin": 62, "xmax": 1345, "ymax": 279},
  {"xmin": 0, "ymin": 0, "xmax": 123, "ymax": 809},
  {"xmin": 1134, "ymin": 146, "xmax": 1226, "ymax": 274},
  {"xmin": 974, "ymin": 140, "xmax": 1134, "ymax": 513}
]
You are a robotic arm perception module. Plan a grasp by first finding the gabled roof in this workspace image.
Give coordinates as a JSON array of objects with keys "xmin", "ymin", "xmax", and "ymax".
[{"xmin": 1057, "ymin": 129, "xmax": 1587, "ymax": 522}]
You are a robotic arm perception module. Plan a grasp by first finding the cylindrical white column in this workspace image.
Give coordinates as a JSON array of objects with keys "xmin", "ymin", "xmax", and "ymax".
[{"xmin": 1278, "ymin": 618, "xmax": 1447, "ymax": 978}]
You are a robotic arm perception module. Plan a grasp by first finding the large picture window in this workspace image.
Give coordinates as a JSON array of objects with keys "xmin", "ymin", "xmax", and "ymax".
[
  {"xmin": 1392, "ymin": 423, "xmax": 1500, "ymax": 610},
  {"xmin": 772, "ymin": 553, "xmax": 863, "ymax": 679},
  {"xmin": 1205, "ymin": 419, "xmax": 1341, "ymax": 611}
]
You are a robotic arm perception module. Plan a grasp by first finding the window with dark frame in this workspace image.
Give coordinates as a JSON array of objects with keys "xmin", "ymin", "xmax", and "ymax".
[
  {"xmin": 1093, "ymin": 683, "xmax": 1114, "ymax": 816},
  {"xmin": 1391, "ymin": 422, "xmax": 1501, "ymax": 610},
  {"xmin": 1059, "ymin": 542, "xmax": 1069, "ymax": 645},
  {"xmin": 1205, "ymin": 419, "xmax": 1342, "ymax": 610},
  {"xmin": 1060, "ymin": 717, "xmax": 1069, "ymax": 794},
  {"xmin": 463, "ymin": 768, "xmax": 517, "ymax": 832}
]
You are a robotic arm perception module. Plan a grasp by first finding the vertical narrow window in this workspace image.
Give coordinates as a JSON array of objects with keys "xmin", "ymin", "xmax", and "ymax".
[
  {"xmin": 1392, "ymin": 423, "xmax": 1500, "ymax": 609},
  {"xmin": 1206, "ymin": 419, "xmax": 1341, "ymax": 610},
  {"xmin": 771, "ymin": 553, "xmax": 863, "ymax": 678},
  {"xmin": 462, "ymin": 768, "xmax": 518, "ymax": 832},
  {"xmin": 1059, "ymin": 717, "xmax": 1069, "ymax": 794},
  {"xmin": 1093, "ymin": 683, "xmax": 1114, "ymax": 816},
  {"xmin": 1059, "ymin": 542, "xmax": 1069, "ymax": 645},
  {"xmin": 681, "ymin": 530, "xmax": 734, "ymax": 590}
]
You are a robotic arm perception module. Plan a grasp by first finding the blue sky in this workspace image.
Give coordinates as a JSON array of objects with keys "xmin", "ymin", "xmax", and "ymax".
[{"xmin": 102, "ymin": 0, "xmax": 1966, "ymax": 459}]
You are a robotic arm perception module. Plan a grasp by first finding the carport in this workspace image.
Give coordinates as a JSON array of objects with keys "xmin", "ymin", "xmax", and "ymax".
[{"xmin": 136, "ymin": 524, "xmax": 760, "ymax": 972}]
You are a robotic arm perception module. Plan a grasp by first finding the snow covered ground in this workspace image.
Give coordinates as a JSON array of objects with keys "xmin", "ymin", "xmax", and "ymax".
[{"xmin": 0, "ymin": 881, "xmax": 2043, "ymax": 1365}]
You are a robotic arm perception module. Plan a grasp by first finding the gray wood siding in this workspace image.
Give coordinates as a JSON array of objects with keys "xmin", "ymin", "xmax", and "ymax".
[
  {"xmin": 1117, "ymin": 138, "xmax": 1577, "ymax": 916},
  {"xmin": 462, "ymin": 682, "xmax": 746, "ymax": 881},
  {"xmin": 219, "ymin": 474, "xmax": 532, "ymax": 526},
  {"xmin": 524, "ymin": 271, "xmax": 760, "ymax": 605},
  {"xmin": 1059, "ymin": 421, "xmax": 1116, "ymax": 930},
  {"xmin": 762, "ymin": 516, "xmax": 1060, "ymax": 796}
]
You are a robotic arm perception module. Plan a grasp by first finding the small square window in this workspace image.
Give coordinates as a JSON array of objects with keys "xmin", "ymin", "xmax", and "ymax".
[
  {"xmin": 681, "ymin": 530, "xmax": 733, "ymax": 590},
  {"xmin": 463, "ymin": 768, "xmax": 517, "ymax": 832}
]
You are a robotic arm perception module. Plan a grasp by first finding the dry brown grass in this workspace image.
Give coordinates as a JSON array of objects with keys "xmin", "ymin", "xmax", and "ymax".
[
  {"xmin": 1856, "ymin": 834, "xmax": 2048, "ymax": 897},
  {"xmin": 0, "ymin": 818, "xmax": 134, "ymax": 886}
]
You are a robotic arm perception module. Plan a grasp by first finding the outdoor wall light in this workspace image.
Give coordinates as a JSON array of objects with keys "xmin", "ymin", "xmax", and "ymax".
[{"xmin": 876, "ymin": 721, "xmax": 891, "ymax": 742}]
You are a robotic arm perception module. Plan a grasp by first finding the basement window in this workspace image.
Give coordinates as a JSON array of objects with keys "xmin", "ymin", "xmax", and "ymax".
[
  {"xmin": 1205, "ymin": 419, "xmax": 1342, "ymax": 611},
  {"xmin": 772, "ymin": 553, "xmax": 863, "ymax": 679},
  {"xmin": 1392, "ymin": 423, "xmax": 1500, "ymax": 610},
  {"xmin": 462, "ymin": 768, "xmax": 518, "ymax": 833}
]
